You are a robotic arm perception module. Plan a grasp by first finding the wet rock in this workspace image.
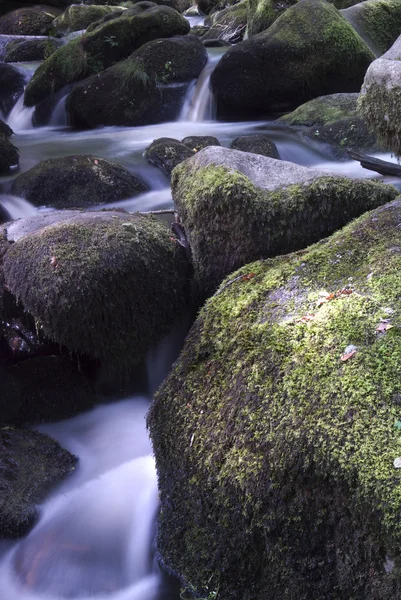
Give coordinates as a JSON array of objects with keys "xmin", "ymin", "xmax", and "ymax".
[
  {"xmin": 341, "ymin": 0, "xmax": 401, "ymax": 56},
  {"xmin": 211, "ymin": 0, "xmax": 374, "ymax": 117},
  {"xmin": 9, "ymin": 155, "xmax": 149, "ymax": 209},
  {"xmin": 9, "ymin": 356, "xmax": 97, "ymax": 423},
  {"xmin": 24, "ymin": 5, "xmax": 190, "ymax": 108},
  {"xmin": 53, "ymin": 4, "xmax": 118, "ymax": 33},
  {"xmin": 0, "ymin": 367, "xmax": 22, "ymax": 423},
  {"xmin": 0, "ymin": 6, "xmax": 61, "ymax": 36},
  {"xmin": 0, "ymin": 134, "xmax": 19, "ymax": 175},
  {"xmin": 279, "ymin": 94, "xmax": 380, "ymax": 157},
  {"xmin": 4, "ymin": 36, "xmax": 62, "ymax": 62},
  {"xmin": 181, "ymin": 136, "xmax": 221, "ymax": 151},
  {"xmin": 66, "ymin": 35, "xmax": 207, "ymax": 128},
  {"xmin": 149, "ymin": 197, "xmax": 401, "ymax": 599},
  {"xmin": 171, "ymin": 146, "xmax": 398, "ymax": 295},
  {"xmin": 0, "ymin": 63, "xmax": 25, "ymax": 117},
  {"xmin": 0, "ymin": 427, "xmax": 77, "ymax": 538},
  {"xmin": 0, "ymin": 118, "xmax": 13, "ymax": 138},
  {"xmin": 202, "ymin": 1, "xmax": 247, "ymax": 43},
  {"xmin": 144, "ymin": 138, "xmax": 195, "ymax": 177},
  {"xmin": 358, "ymin": 35, "xmax": 401, "ymax": 155},
  {"xmin": 2, "ymin": 210, "xmax": 191, "ymax": 372},
  {"xmin": 230, "ymin": 134, "xmax": 279, "ymax": 158}
]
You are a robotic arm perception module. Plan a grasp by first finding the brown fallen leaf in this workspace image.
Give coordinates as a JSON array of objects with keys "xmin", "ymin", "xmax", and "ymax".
[
  {"xmin": 376, "ymin": 322, "xmax": 394, "ymax": 334},
  {"xmin": 340, "ymin": 349, "xmax": 357, "ymax": 362},
  {"xmin": 296, "ymin": 314, "xmax": 315, "ymax": 323}
]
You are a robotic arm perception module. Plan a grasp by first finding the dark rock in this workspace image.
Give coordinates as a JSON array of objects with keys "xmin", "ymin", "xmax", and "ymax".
[
  {"xmin": 2, "ymin": 210, "xmax": 191, "ymax": 372},
  {"xmin": 0, "ymin": 427, "xmax": 77, "ymax": 538},
  {"xmin": 144, "ymin": 138, "xmax": 195, "ymax": 177},
  {"xmin": 9, "ymin": 155, "xmax": 149, "ymax": 209},
  {"xmin": 66, "ymin": 35, "xmax": 207, "ymax": 128},
  {"xmin": 4, "ymin": 36, "xmax": 61, "ymax": 62},
  {"xmin": 0, "ymin": 134, "xmax": 19, "ymax": 175},
  {"xmin": 0, "ymin": 6, "xmax": 61, "ymax": 35},
  {"xmin": 0, "ymin": 118, "xmax": 13, "ymax": 137},
  {"xmin": 201, "ymin": 1, "xmax": 247, "ymax": 43},
  {"xmin": 53, "ymin": 4, "xmax": 117, "ymax": 33},
  {"xmin": 181, "ymin": 135, "xmax": 221, "ymax": 151},
  {"xmin": 247, "ymin": 0, "xmax": 296, "ymax": 36},
  {"xmin": 24, "ymin": 5, "xmax": 190, "ymax": 107},
  {"xmin": 9, "ymin": 356, "xmax": 97, "ymax": 423},
  {"xmin": 230, "ymin": 134, "xmax": 279, "ymax": 158},
  {"xmin": 171, "ymin": 146, "xmax": 398, "ymax": 295},
  {"xmin": 0, "ymin": 63, "xmax": 25, "ymax": 117},
  {"xmin": 211, "ymin": 0, "xmax": 375, "ymax": 117}
]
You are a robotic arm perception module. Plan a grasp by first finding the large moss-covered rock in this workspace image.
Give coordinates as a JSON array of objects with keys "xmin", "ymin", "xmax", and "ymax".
[
  {"xmin": 24, "ymin": 5, "xmax": 190, "ymax": 107},
  {"xmin": 247, "ymin": 0, "xmax": 296, "ymax": 36},
  {"xmin": 0, "ymin": 427, "xmax": 77, "ymax": 537},
  {"xmin": 66, "ymin": 35, "xmax": 207, "ymax": 128},
  {"xmin": 53, "ymin": 4, "xmax": 118, "ymax": 33},
  {"xmin": 341, "ymin": 0, "xmax": 401, "ymax": 56},
  {"xmin": 172, "ymin": 146, "xmax": 397, "ymax": 294},
  {"xmin": 211, "ymin": 0, "xmax": 374, "ymax": 117},
  {"xmin": 4, "ymin": 37, "xmax": 61, "ymax": 62},
  {"xmin": 0, "ymin": 63, "xmax": 25, "ymax": 116},
  {"xmin": 9, "ymin": 155, "xmax": 149, "ymax": 208},
  {"xmin": 148, "ymin": 197, "xmax": 401, "ymax": 600},
  {"xmin": 1, "ymin": 210, "xmax": 191, "ymax": 371},
  {"xmin": 0, "ymin": 6, "xmax": 61, "ymax": 35},
  {"xmin": 358, "ymin": 36, "xmax": 401, "ymax": 155},
  {"xmin": 279, "ymin": 93, "xmax": 380, "ymax": 157}
]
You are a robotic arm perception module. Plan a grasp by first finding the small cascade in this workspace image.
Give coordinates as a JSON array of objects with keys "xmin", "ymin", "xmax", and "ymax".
[
  {"xmin": 0, "ymin": 194, "xmax": 37, "ymax": 221},
  {"xmin": 6, "ymin": 95, "xmax": 34, "ymax": 131},
  {"xmin": 180, "ymin": 49, "xmax": 225, "ymax": 122},
  {"xmin": 50, "ymin": 93, "xmax": 69, "ymax": 127}
]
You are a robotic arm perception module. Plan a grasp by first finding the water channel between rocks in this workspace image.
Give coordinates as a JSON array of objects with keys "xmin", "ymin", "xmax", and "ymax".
[{"xmin": 1, "ymin": 36, "xmax": 401, "ymax": 600}]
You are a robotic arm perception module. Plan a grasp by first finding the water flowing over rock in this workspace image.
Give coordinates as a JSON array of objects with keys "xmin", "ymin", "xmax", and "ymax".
[
  {"xmin": 66, "ymin": 35, "xmax": 207, "ymax": 128},
  {"xmin": 211, "ymin": 0, "xmax": 375, "ymax": 117},
  {"xmin": 171, "ymin": 146, "xmax": 398, "ymax": 295},
  {"xmin": 148, "ymin": 197, "xmax": 401, "ymax": 600}
]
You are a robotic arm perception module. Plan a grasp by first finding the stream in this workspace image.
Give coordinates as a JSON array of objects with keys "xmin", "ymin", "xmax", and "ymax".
[{"xmin": 0, "ymin": 27, "xmax": 400, "ymax": 600}]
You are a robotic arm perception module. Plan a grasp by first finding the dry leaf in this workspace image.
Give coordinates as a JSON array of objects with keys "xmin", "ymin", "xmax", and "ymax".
[
  {"xmin": 340, "ymin": 349, "xmax": 357, "ymax": 362},
  {"xmin": 376, "ymin": 322, "xmax": 394, "ymax": 334}
]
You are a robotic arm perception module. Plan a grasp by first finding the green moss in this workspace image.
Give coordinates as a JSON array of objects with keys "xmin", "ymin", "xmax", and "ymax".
[
  {"xmin": 148, "ymin": 198, "xmax": 401, "ymax": 599},
  {"xmin": 279, "ymin": 93, "xmax": 359, "ymax": 126},
  {"xmin": 358, "ymin": 79, "xmax": 401, "ymax": 157},
  {"xmin": 172, "ymin": 161, "xmax": 398, "ymax": 296},
  {"xmin": 53, "ymin": 5, "xmax": 116, "ymax": 33},
  {"xmin": 247, "ymin": 0, "xmax": 296, "ymax": 36},
  {"xmin": 347, "ymin": 0, "xmax": 401, "ymax": 56},
  {"xmin": 2, "ymin": 213, "xmax": 190, "ymax": 372}
]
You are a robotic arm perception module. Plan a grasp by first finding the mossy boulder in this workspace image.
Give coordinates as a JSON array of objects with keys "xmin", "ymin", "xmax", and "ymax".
[
  {"xmin": 53, "ymin": 4, "xmax": 118, "ymax": 33},
  {"xmin": 0, "ymin": 63, "xmax": 26, "ymax": 117},
  {"xmin": 0, "ymin": 134, "xmax": 19, "ymax": 175},
  {"xmin": 66, "ymin": 35, "xmax": 207, "ymax": 128},
  {"xmin": 24, "ymin": 5, "xmax": 190, "ymax": 107},
  {"xmin": 202, "ymin": 1, "xmax": 247, "ymax": 43},
  {"xmin": 358, "ymin": 36, "xmax": 401, "ymax": 155},
  {"xmin": 4, "ymin": 37, "xmax": 62, "ymax": 62},
  {"xmin": 171, "ymin": 146, "xmax": 397, "ymax": 295},
  {"xmin": 230, "ymin": 133, "xmax": 279, "ymax": 157},
  {"xmin": 279, "ymin": 93, "xmax": 380, "ymax": 157},
  {"xmin": 144, "ymin": 138, "xmax": 195, "ymax": 177},
  {"xmin": 9, "ymin": 155, "xmax": 149, "ymax": 209},
  {"xmin": 247, "ymin": 0, "xmax": 296, "ymax": 36},
  {"xmin": 0, "ymin": 118, "xmax": 13, "ymax": 138},
  {"xmin": 210, "ymin": 0, "xmax": 374, "ymax": 117},
  {"xmin": 1, "ymin": 210, "xmax": 191, "ymax": 371},
  {"xmin": 340, "ymin": 0, "xmax": 401, "ymax": 56},
  {"xmin": 9, "ymin": 356, "xmax": 97, "ymax": 423},
  {"xmin": 0, "ymin": 427, "xmax": 77, "ymax": 538},
  {"xmin": 0, "ymin": 6, "xmax": 61, "ymax": 35},
  {"xmin": 148, "ymin": 196, "xmax": 401, "ymax": 600},
  {"xmin": 181, "ymin": 135, "xmax": 221, "ymax": 151}
]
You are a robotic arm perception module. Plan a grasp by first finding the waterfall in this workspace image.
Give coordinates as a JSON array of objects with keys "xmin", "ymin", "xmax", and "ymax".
[
  {"xmin": 180, "ymin": 49, "xmax": 225, "ymax": 122},
  {"xmin": 0, "ymin": 194, "xmax": 37, "ymax": 221},
  {"xmin": 50, "ymin": 93, "xmax": 69, "ymax": 127},
  {"xmin": 6, "ymin": 95, "xmax": 34, "ymax": 131}
]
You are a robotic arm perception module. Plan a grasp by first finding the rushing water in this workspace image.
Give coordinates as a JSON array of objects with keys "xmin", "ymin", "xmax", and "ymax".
[{"xmin": 1, "ymin": 21, "xmax": 401, "ymax": 598}]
